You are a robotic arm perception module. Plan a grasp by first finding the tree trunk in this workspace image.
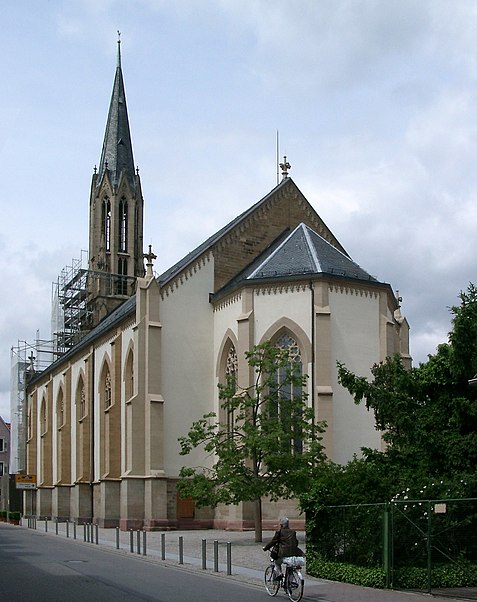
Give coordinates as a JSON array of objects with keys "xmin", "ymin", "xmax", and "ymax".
[{"xmin": 254, "ymin": 497, "xmax": 263, "ymax": 543}]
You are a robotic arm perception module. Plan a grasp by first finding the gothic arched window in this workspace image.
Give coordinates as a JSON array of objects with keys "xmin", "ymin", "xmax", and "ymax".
[
  {"xmin": 117, "ymin": 257, "xmax": 128, "ymax": 295},
  {"xmin": 125, "ymin": 349, "xmax": 134, "ymax": 400},
  {"xmin": 40, "ymin": 397, "xmax": 47, "ymax": 436},
  {"xmin": 76, "ymin": 377, "xmax": 86, "ymax": 420},
  {"xmin": 272, "ymin": 332, "xmax": 304, "ymax": 454},
  {"xmin": 224, "ymin": 344, "xmax": 238, "ymax": 434},
  {"xmin": 103, "ymin": 368, "xmax": 112, "ymax": 411},
  {"xmin": 102, "ymin": 198, "xmax": 111, "ymax": 252},
  {"xmin": 57, "ymin": 389, "xmax": 64, "ymax": 429},
  {"xmin": 119, "ymin": 198, "xmax": 128, "ymax": 252}
]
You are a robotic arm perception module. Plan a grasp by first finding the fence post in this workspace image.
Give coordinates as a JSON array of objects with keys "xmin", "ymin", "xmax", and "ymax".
[
  {"xmin": 214, "ymin": 540, "xmax": 219, "ymax": 572},
  {"xmin": 226, "ymin": 541, "xmax": 232, "ymax": 575},
  {"xmin": 179, "ymin": 536, "xmax": 184, "ymax": 564},
  {"xmin": 383, "ymin": 502, "xmax": 391, "ymax": 588},
  {"xmin": 426, "ymin": 501, "xmax": 432, "ymax": 594}
]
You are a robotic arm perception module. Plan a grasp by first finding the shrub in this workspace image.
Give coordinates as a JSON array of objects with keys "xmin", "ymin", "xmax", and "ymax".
[{"xmin": 307, "ymin": 553, "xmax": 386, "ymax": 589}]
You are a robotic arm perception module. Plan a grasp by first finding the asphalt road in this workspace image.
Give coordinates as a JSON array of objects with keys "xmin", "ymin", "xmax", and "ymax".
[{"xmin": 0, "ymin": 524, "xmax": 268, "ymax": 601}]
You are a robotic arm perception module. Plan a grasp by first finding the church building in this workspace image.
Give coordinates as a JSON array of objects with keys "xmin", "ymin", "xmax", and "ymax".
[{"xmin": 25, "ymin": 42, "xmax": 410, "ymax": 530}]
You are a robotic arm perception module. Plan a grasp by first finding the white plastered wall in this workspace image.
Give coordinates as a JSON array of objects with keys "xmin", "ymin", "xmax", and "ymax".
[
  {"xmin": 160, "ymin": 256, "xmax": 216, "ymax": 476},
  {"xmin": 120, "ymin": 328, "xmax": 135, "ymax": 476},
  {"xmin": 253, "ymin": 286, "xmax": 312, "ymax": 348},
  {"xmin": 329, "ymin": 287, "xmax": 382, "ymax": 463}
]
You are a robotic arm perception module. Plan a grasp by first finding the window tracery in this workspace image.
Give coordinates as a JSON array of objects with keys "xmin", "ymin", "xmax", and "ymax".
[{"xmin": 104, "ymin": 371, "xmax": 112, "ymax": 410}]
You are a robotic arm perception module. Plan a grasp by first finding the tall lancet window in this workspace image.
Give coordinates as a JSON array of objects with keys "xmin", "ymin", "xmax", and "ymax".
[
  {"xmin": 102, "ymin": 198, "xmax": 111, "ymax": 252},
  {"xmin": 103, "ymin": 370, "xmax": 112, "ymax": 410},
  {"xmin": 273, "ymin": 332, "xmax": 304, "ymax": 454},
  {"xmin": 117, "ymin": 257, "xmax": 128, "ymax": 295},
  {"xmin": 119, "ymin": 198, "xmax": 128, "ymax": 252},
  {"xmin": 224, "ymin": 344, "xmax": 238, "ymax": 435}
]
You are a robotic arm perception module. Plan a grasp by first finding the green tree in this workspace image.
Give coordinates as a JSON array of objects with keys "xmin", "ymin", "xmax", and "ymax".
[
  {"xmin": 178, "ymin": 340, "xmax": 326, "ymax": 542},
  {"xmin": 336, "ymin": 283, "xmax": 477, "ymax": 490}
]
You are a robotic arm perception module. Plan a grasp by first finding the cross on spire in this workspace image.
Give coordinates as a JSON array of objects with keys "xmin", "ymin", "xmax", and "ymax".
[{"xmin": 117, "ymin": 30, "xmax": 121, "ymax": 67}]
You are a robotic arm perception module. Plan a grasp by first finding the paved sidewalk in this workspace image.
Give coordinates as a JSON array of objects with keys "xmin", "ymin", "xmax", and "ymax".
[{"xmin": 20, "ymin": 520, "xmax": 469, "ymax": 601}]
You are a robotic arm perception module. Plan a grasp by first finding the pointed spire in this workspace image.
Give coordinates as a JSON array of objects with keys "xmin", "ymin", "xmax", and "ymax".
[{"xmin": 97, "ymin": 34, "xmax": 135, "ymax": 189}]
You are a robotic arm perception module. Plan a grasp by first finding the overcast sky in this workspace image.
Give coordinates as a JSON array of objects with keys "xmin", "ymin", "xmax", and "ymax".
[{"xmin": 2, "ymin": 0, "xmax": 477, "ymax": 421}]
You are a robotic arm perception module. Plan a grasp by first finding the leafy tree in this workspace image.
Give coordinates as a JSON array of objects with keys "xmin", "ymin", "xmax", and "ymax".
[
  {"xmin": 335, "ymin": 283, "xmax": 477, "ymax": 493},
  {"xmin": 178, "ymin": 340, "xmax": 326, "ymax": 542}
]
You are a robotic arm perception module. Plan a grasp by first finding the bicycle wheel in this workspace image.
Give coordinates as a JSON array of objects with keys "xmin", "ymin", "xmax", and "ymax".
[
  {"xmin": 285, "ymin": 568, "xmax": 304, "ymax": 602},
  {"xmin": 264, "ymin": 565, "xmax": 280, "ymax": 596}
]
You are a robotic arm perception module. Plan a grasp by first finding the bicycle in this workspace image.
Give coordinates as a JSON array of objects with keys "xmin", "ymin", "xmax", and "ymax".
[{"xmin": 264, "ymin": 554, "xmax": 304, "ymax": 601}]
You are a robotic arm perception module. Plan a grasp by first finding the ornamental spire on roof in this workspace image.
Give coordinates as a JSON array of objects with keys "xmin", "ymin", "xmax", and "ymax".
[{"xmin": 97, "ymin": 32, "xmax": 135, "ymax": 189}]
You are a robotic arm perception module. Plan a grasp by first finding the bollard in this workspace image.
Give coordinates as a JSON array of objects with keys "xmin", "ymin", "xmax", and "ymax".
[
  {"xmin": 45, "ymin": 519, "xmax": 48, "ymax": 533},
  {"xmin": 161, "ymin": 533, "xmax": 166, "ymax": 560},
  {"xmin": 202, "ymin": 539, "xmax": 207, "ymax": 570},
  {"xmin": 66, "ymin": 521, "xmax": 69, "ymax": 538},
  {"xmin": 116, "ymin": 527, "xmax": 120, "ymax": 550},
  {"xmin": 179, "ymin": 536, "xmax": 184, "ymax": 564},
  {"xmin": 226, "ymin": 542, "xmax": 232, "ymax": 575},
  {"xmin": 83, "ymin": 523, "xmax": 87, "ymax": 542},
  {"xmin": 55, "ymin": 519, "xmax": 58, "ymax": 535},
  {"xmin": 142, "ymin": 531, "xmax": 146, "ymax": 556},
  {"xmin": 73, "ymin": 521, "xmax": 76, "ymax": 540},
  {"xmin": 130, "ymin": 529, "xmax": 134, "ymax": 553},
  {"xmin": 95, "ymin": 524, "xmax": 99, "ymax": 545},
  {"xmin": 136, "ymin": 530, "xmax": 141, "ymax": 555},
  {"xmin": 214, "ymin": 540, "xmax": 219, "ymax": 572}
]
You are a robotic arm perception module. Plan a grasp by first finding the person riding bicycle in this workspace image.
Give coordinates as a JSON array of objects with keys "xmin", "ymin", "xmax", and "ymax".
[{"xmin": 263, "ymin": 517, "xmax": 302, "ymax": 579}]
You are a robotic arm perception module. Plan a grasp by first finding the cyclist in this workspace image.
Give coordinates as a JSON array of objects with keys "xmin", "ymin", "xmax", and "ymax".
[{"xmin": 263, "ymin": 517, "xmax": 302, "ymax": 580}]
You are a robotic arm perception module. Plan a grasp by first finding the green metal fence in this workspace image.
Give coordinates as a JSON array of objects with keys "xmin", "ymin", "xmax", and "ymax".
[{"xmin": 308, "ymin": 498, "xmax": 477, "ymax": 598}]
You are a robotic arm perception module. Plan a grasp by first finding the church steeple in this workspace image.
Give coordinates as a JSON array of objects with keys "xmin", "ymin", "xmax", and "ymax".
[
  {"xmin": 87, "ymin": 36, "xmax": 145, "ymax": 328},
  {"xmin": 96, "ymin": 32, "xmax": 136, "ymax": 190}
]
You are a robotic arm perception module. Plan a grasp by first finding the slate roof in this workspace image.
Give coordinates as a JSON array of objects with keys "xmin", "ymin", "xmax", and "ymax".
[
  {"xmin": 247, "ymin": 223, "xmax": 376, "ymax": 281},
  {"xmin": 213, "ymin": 223, "xmax": 378, "ymax": 299},
  {"xmin": 97, "ymin": 41, "xmax": 135, "ymax": 189}
]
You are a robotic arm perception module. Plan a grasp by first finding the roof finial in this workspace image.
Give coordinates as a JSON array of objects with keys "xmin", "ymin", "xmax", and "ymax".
[
  {"xmin": 144, "ymin": 244, "xmax": 157, "ymax": 280},
  {"xmin": 280, "ymin": 156, "xmax": 291, "ymax": 180},
  {"xmin": 117, "ymin": 30, "xmax": 121, "ymax": 67}
]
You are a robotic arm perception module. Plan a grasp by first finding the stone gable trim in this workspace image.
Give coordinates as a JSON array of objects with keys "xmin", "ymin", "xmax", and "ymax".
[
  {"xmin": 329, "ymin": 284, "xmax": 379, "ymax": 299},
  {"xmin": 121, "ymin": 316, "xmax": 136, "ymax": 332},
  {"xmin": 253, "ymin": 282, "xmax": 309, "ymax": 296},
  {"xmin": 160, "ymin": 253, "xmax": 211, "ymax": 299},
  {"xmin": 213, "ymin": 292, "xmax": 242, "ymax": 312}
]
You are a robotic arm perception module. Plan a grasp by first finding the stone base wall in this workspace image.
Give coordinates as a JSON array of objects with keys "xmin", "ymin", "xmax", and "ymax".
[
  {"xmin": 52, "ymin": 485, "xmax": 71, "ymax": 522},
  {"xmin": 31, "ymin": 480, "xmax": 305, "ymax": 531}
]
